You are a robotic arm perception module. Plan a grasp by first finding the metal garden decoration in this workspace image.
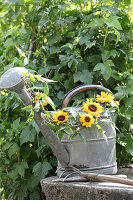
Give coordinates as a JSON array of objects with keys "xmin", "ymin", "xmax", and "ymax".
[{"xmin": 0, "ymin": 67, "xmax": 119, "ymax": 176}]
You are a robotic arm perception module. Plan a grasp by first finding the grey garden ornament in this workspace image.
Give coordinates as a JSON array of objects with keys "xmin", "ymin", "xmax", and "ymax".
[{"xmin": 0, "ymin": 67, "xmax": 117, "ymax": 177}]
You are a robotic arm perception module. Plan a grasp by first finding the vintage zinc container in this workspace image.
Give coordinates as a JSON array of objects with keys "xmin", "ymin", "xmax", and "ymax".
[{"xmin": 57, "ymin": 85, "xmax": 117, "ymax": 176}]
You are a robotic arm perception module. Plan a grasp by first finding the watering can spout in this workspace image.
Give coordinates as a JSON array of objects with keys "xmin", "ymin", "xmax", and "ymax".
[
  {"xmin": 0, "ymin": 67, "xmax": 69, "ymax": 166},
  {"xmin": 0, "ymin": 67, "xmax": 31, "ymax": 105}
]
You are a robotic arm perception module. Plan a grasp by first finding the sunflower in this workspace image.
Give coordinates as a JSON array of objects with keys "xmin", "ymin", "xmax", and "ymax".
[
  {"xmin": 80, "ymin": 114, "xmax": 95, "ymax": 128},
  {"xmin": 82, "ymin": 99, "xmax": 103, "ymax": 117},
  {"xmin": 96, "ymin": 92, "xmax": 114, "ymax": 103},
  {"xmin": 42, "ymin": 94, "xmax": 48, "ymax": 106},
  {"xmin": 115, "ymin": 101, "xmax": 119, "ymax": 106},
  {"xmin": 33, "ymin": 95, "xmax": 40, "ymax": 103},
  {"xmin": 33, "ymin": 92, "xmax": 48, "ymax": 106},
  {"xmin": 53, "ymin": 110, "xmax": 69, "ymax": 125},
  {"xmin": 33, "ymin": 92, "xmax": 44, "ymax": 103}
]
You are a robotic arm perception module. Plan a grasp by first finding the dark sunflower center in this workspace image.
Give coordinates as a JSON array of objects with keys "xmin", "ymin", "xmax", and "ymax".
[
  {"xmin": 85, "ymin": 116, "xmax": 91, "ymax": 122},
  {"xmin": 58, "ymin": 115, "xmax": 65, "ymax": 121},
  {"xmin": 88, "ymin": 104, "xmax": 97, "ymax": 112}
]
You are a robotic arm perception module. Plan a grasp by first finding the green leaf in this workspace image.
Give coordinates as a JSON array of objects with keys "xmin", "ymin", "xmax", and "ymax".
[
  {"xmin": 79, "ymin": 34, "xmax": 91, "ymax": 45},
  {"xmin": 26, "ymin": 109, "xmax": 34, "ymax": 123},
  {"xmin": 88, "ymin": 18, "xmax": 103, "ymax": 28},
  {"xmin": 115, "ymin": 85, "xmax": 132, "ymax": 97},
  {"xmin": 2, "ymin": 142, "xmax": 12, "ymax": 151},
  {"xmin": 20, "ymin": 127, "xmax": 35, "ymax": 145},
  {"xmin": 57, "ymin": 91, "xmax": 65, "ymax": 99},
  {"xmin": 102, "ymin": 132, "xmax": 108, "ymax": 142},
  {"xmin": 4, "ymin": 38, "xmax": 16, "ymax": 46},
  {"xmin": 29, "ymin": 75, "xmax": 36, "ymax": 82},
  {"xmin": 8, "ymin": 142, "xmax": 20, "ymax": 158},
  {"xmin": 17, "ymin": 189, "xmax": 27, "ymax": 200},
  {"xmin": 33, "ymin": 0, "xmax": 44, "ymax": 2},
  {"xmin": 50, "ymin": 46, "xmax": 60, "ymax": 54},
  {"xmin": 102, "ymin": 50, "xmax": 117, "ymax": 62},
  {"xmin": 103, "ymin": 60, "xmax": 113, "ymax": 81},
  {"xmin": 96, "ymin": 124, "xmax": 102, "ymax": 130},
  {"xmin": 56, "ymin": 130, "xmax": 64, "ymax": 141},
  {"xmin": 122, "ymin": 134, "xmax": 133, "ymax": 156},
  {"xmin": 114, "ymin": 29, "xmax": 121, "ymax": 44},
  {"xmin": 104, "ymin": 16, "xmax": 122, "ymax": 30},
  {"xmin": 85, "ymin": 41, "xmax": 95, "ymax": 50},
  {"xmin": 79, "ymin": 133, "xmax": 86, "ymax": 144},
  {"xmin": 61, "ymin": 43, "xmax": 73, "ymax": 49},
  {"xmin": 8, "ymin": 169, "xmax": 18, "ymax": 181},
  {"xmin": 19, "ymin": 26, "xmax": 27, "ymax": 34},
  {"xmin": 29, "ymin": 120, "xmax": 40, "ymax": 133},
  {"xmin": 11, "ymin": 118, "xmax": 20, "ymax": 129},
  {"xmin": 33, "ymin": 162, "xmax": 52, "ymax": 180},
  {"xmin": 48, "ymin": 33, "xmax": 61, "ymax": 45},
  {"xmin": 40, "ymin": 77, "xmax": 56, "ymax": 82},
  {"xmin": 94, "ymin": 60, "xmax": 114, "ymax": 81},
  {"xmin": 22, "ymin": 175, "xmax": 39, "ymax": 191},
  {"xmin": 15, "ymin": 161, "xmax": 28, "ymax": 177},
  {"xmin": 44, "ymin": 83, "xmax": 49, "ymax": 95},
  {"xmin": 59, "ymin": 55, "xmax": 70, "ymax": 66},
  {"xmin": 68, "ymin": 59, "xmax": 74, "ymax": 68},
  {"xmin": 64, "ymin": 127, "xmax": 74, "ymax": 135},
  {"xmin": 74, "ymin": 70, "xmax": 93, "ymax": 84},
  {"xmin": 47, "ymin": 96, "xmax": 55, "ymax": 110},
  {"xmin": 29, "ymin": 191, "xmax": 40, "ymax": 200},
  {"xmin": 96, "ymin": 125, "xmax": 107, "ymax": 141},
  {"xmin": 123, "ymin": 95, "xmax": 133, "ymax": 106},
  {"xmin": 129, "ymin": 52, "xmax": 133, "ymax": 61},
  {"xmin": 22, "ymin": 105, "xmax": 33, "ymax": 111},
  {"xmin": 93, "ymin": 63, "xmax": 105, "ymax": 73},
  {"xmin": 124, "ymin": 0, "xmax": 131, "ymax": 5},
  {"xmin": 125, "ymin": 106, "xmax": 133, "ymax": 117},
  {"xmin": 38, "ymin": 17, "xmax": 49, "ymax": 29}
]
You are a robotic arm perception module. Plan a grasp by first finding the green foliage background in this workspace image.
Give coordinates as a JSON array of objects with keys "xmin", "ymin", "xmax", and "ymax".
[{"xmin": 0, "ymin": 0, "xmax": 133, "ymax": 199}]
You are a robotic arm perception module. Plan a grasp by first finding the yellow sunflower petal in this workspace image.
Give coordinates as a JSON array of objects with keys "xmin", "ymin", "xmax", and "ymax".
[
  {"xmin": 33, "ymin": 96, "xmax": 39, "ymax": 103},
  {"xmin": 43, "ymin": 95, "xmax": 48, "ymax": 106},
  {"xmin": 52, "ymin": 110, "xmax": 69, "ymax": 125},
  {"xmin": 96, "ymin": 92, "xmax": 114, "ymax": 103},
  {"xmin": 82, "ymin": 99, "xmax": 103, "ymax": 117},
  {"xmin": 80, "ymin": 114, "xmax": 95, "ymax": 128},
  {"xmin": 115, "ymin": 101, "xmax": 120, "ymax": 106},
  {"xmin": 44, "ymin": 98, "xmax": 48, "ymax": 106}
]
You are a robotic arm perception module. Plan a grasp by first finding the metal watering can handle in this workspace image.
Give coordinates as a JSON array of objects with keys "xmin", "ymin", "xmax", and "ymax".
[{"xmin": 60, "ymin": 85, "xmax": 112, "ymax": 109}]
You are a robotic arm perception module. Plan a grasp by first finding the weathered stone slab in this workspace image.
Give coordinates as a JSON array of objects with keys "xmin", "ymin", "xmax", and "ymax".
[
  {"xmin": 41, "ymin": 176, "xmax": 133, "ymax": 200},
  {"xmin": 117, "ymin": 164, "xmax": 133, "ymax": 179}
]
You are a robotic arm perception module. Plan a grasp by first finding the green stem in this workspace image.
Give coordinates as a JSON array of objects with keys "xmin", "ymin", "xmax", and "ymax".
[
  {"xmin": 103, "ymin": 26, "xmax": 108, "ymax": 46},
  {"xmin": 37, "ymin": 133, "xmax": 40, "ymax": 147},
  {"xmin": 17, "ymin": 151, "xmax": 20, "ymax": 163}
]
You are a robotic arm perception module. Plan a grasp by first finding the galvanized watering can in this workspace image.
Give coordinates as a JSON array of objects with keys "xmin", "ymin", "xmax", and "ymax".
[{"xmin": 0, "ymin": 67, "xmax": 117, "ymax": 176}]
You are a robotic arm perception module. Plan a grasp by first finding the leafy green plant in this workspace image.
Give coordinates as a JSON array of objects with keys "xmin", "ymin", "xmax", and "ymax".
[
  {"xmin": 0, "ymin": 0, "xmax": 133, "ymax": 199},
  {"xmin": 0, "ymin": 91, "xmax": 57, "ymax": 200}
]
